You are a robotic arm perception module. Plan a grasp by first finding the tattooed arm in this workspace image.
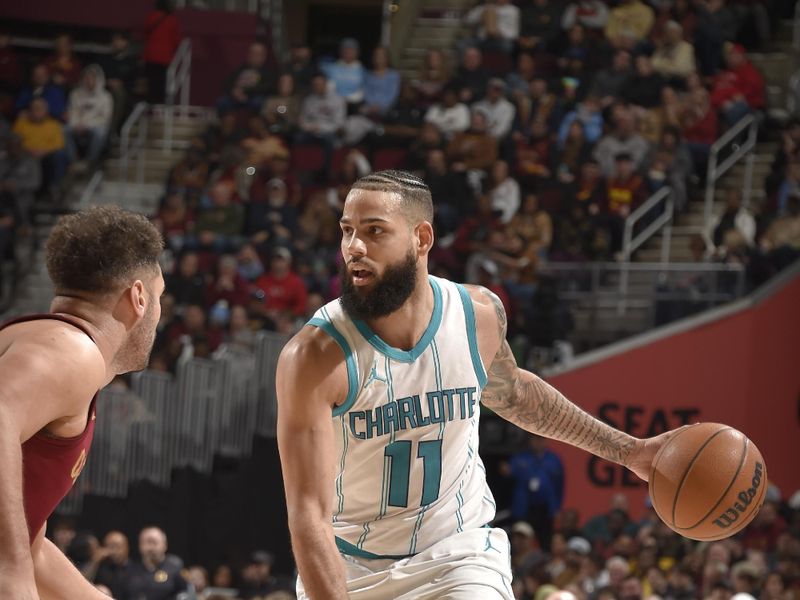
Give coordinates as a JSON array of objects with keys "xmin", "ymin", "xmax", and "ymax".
[{"xmin": 469, "ymin": 285, "xmax": 664, "ymax": 479}]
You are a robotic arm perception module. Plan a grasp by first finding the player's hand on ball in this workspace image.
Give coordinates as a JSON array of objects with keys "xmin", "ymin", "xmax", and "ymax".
[{"xmin": 624, "ymin": 425, "xmax": 693, "ymax": 482}]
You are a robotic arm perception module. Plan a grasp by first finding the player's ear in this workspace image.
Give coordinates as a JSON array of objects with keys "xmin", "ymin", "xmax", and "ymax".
[
  {"xmin": 415, "ymin": 221, "xmax": 434, "ymax": 255},
  {"xmin": 128, "ymin": 280, "xmax": 148, "ymax": 320}
]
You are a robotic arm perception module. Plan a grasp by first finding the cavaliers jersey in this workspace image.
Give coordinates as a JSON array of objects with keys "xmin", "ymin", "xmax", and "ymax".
[
  {"xmin": 0, "ymin": 314, "xmax": 98, "ymax": 540},
  {"xmin": 307, "ymin": 275, "xmax": 496, "ymax": 559}
]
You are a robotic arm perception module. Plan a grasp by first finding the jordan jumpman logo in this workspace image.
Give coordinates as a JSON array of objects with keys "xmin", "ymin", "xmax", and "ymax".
[{"xmin": 363, "ymin": 360, "xmax": 388, "ymax": 389}]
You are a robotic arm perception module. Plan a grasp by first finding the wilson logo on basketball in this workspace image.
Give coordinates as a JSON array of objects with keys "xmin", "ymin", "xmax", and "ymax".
[{"xmin": 713, "ymin": 461, "xmax": 763, "ymax": 529}]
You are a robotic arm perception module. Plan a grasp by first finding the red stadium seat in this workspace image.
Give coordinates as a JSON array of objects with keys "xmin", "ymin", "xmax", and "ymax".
[
  {"xmin": 372, "ymin": 148, "xmax": 408, "ymax": 172},
  {"xmin": 290, "ymin": 144, "xmax": 325, "ymax": 174}
]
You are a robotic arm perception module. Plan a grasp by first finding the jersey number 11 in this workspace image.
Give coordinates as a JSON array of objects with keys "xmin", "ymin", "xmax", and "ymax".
[{"xmin": 384, "ymin": 439, "xmax": 442, "ymax": 508}]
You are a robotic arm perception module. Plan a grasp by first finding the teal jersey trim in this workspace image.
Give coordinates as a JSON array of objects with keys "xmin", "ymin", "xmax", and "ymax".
[
  {"xmin": 307, "ymin": 317, "xmax": 359, "ymax": 416},
  {"xmin": 352, "ymin": 277, "xmax": 443, "ymax": 363},
  {"xmin": 335, "ymin": 536, "xmax": 413, "ymax": 561},
  {"xmin": 455, "ymin": 284, "xmax": 488, "ymax": 389}
]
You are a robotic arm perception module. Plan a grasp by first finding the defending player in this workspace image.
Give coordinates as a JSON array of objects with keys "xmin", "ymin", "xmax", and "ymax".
[
  {"xmin": 0, "ymin": 206, "xmax": 164, "ymax": 599},
  {"xmin": 277, "ymin": 171, "xmax": 680, "ymax": 599}
]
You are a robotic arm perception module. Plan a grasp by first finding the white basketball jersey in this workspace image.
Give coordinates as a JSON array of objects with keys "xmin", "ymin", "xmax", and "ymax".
[{"xmin": 307, "ymin": 275, "xmax": 497, "ymax": 559}]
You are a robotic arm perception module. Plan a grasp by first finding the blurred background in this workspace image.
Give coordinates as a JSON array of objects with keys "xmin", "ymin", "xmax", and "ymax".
[{"xmin": 0, "ymin": 0, "xmax": 799, "ymax": 598}]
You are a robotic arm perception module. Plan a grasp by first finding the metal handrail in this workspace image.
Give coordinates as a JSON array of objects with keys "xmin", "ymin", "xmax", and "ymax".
[
  {"xmin": 619, "ymin": 186, "xmax": 674, "ymax": 314},
  {"xmin": 120, "ymin": 101, "xmax": 149, "ymax": 196},
  {"xmin": 703, "ymin": 114, "xmax": 758, "ymax": 229},
  {"xmin": 165, "ymin": 39, "xmax": 192, "ymax": 153},
  {"xmin": 622, "ymin": 186, "xmax": 674, "ymax": 263},
  {"xmin": 77, "ymin": 170, "xmax": 104, "ymax": 208}
]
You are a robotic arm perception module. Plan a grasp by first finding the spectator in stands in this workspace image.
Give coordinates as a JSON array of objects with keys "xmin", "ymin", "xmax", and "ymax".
[
  {"xmin": 168, "ymin": 303, "xmax": 223, "ymax": 362},
  {"xmin": 473, "ymin": 78, "xmax": 516, "ymax": 141},
  {"xmin": 195, "ymin": 180, "xmax": 244, "ymax": 252},
  {"xmin": 776, "ymin": 160, "xmax": 800, "ymax": 216},
  {"xmin": 125, "ymin": 527, "xmax": 189, "ymax": 600},
  {"xmin": 167, "ymin": 252, "xmax": 207, "ymax": 307},
  {"xmin": 451, "ymin": 46, "xmax": 490, "ymax": 104},
  {"xmin": 296, "ymin": 72, "xmax": 346, "ymax": 169},
  {"xmin": 510, "ymin": 521, "xmax": 542, "ymax": 576},
  {"xmin": 554, "ymin": 119, "xmax": 592, "ymax": 186},
  {"xmin": 505, "ymin": 51, "xmax": 539, "ymax": 100},
  {"xmin": 518, "ymin": 0, "xmax": 564, "ymax": 52},
  {"xmin": 168, "ymin": 146, "xmax": 209, "ymax": 201},
  {"xmin": 710, "ymin": 42, "xmax": 765, "ymax": 127},
  {"xmin": 102, "ymin": 31, "xmax": 139, "ymax": 134},
  {"xmin": 424, "ymin": 148, "xmax": 473, "ymax": 234},
  {"xmin": 593, "ymin": 109, "xmax": 650, "ymax": 177},
  {"xmin": 583, "ymin": 494, "xmax": 640, "ymax": 548},
  {"xmin": 651, "ymin": 20, "xmax": 696, "ymax": 82},
  {"xmin": 406, "ymin": 122, "xmax": 445, "ymax": 172},
  {"xmin": 516, "ymin": 76, "xmax": 561, "ymax": 136},
  {"xmin": 360, "ymin": 46, "xmax": 400, "ymax": 118},
  {"xmin": 412, "ymin": 48, "xmax": 450, "ymax": 108},
  {"xmin": 424, "ymin": 85, "xmax": 470, "ymax": 139},
  {"xmin": 447, "ymin": 108, "xmax": 498, "ymax": 171},
  {"xmin": 64, "ymin": 64, "xmax": 113, "ymax": 172},
  {"xmin": 760, "ymin": 193, "xmax": 800, "ymax": 259},
  {"xmin": 515, "ymin": 118, "xmax": 553, "ymax": 186},
  {"xmin": 262, "ymin": 73, "xmax": 301, "ymax": 137},
  {"xmin": 239, "ymin": 550, "xmax": 293, "ymax": 599},
  {"xmin": 553, "ymin": 537, "xmax": 592, "ymax": 588},
  {"xmin": 506, "ymin": 192, "xmax": 553, "ymax": 265},
  {"xmin": 561, "ymin": 1, "xmax": 609, "ymax": 32},
  {"xmin": 207, "ymin": 254, "xmax": 251, "ymax": 309},
  {"xmin": 368, "ymin": 80, "xmax": 424, "ymax": 149},
  {"xmin": 285, "ymin": 44, "xmax": 314, "ymax": 98},
  {"xmin": 186, "ymin": 566, "xmax": 209, "ymax": 597},
  {"xmin": 558, "ymin": 95, "xmax": 603, "ymax": 146},
  {"xmin": 0, "ymin": 31, "xmax": 22, "ymax": 114},
  {"xmin": 246, "ymin": 177, "xmax": 298, "ymax": 248},
  {"xmin": 322, "ymin": 37, "xmax": 366, "ymax": 108},
  {"xmin": 93, "ymin": 531, "xmax": 133, "ymax": 600},
  {"xmin": 601, "ymin": 151, "xmax": 646, "ymax": 253},
  {"xmin": 45, "ymin": 33, "xmax": 82, "ymax": 88},
  {"xmin": 463, "ymin": 0, "xmax": 521, "ymax": 54},
  {"xmin": 12, "ymin": 97, "xmax": 66, "ymax": 190},
  {"xmin": 252, "ymin": 246, "xmax": 308, "ymax": 319},
  {"xmin": 143, "ymin": 0, "xmax": 182, "ymax": 103},
  {"xmin": 218, "ymin": 40, "xmax": 276, "ymax": 116},
  {"xmin": 644, "ymin": 121, "xmax": 692, "ymax": 195},
  {"xmin": 605, "ymin": 0, "xmax": 655, "ymax": 49},
  {"xmin": 16, "ymin": 64, "xmax": 66, "ymax": 120},
  {"xmin": 489, "ymin": 159, "xmax": 521, "ymax": 223},
  {"xmin": 502, "ymin": 434, "xmax": 564, "ymax": 552},
  {"xmin": 682, "ymin": 85, "xmax": 718, "ymax": 173},
  {"xmin": 623, "ymin": 53, "xmax": 666, "ymax": 109},
  {"xmin": 0, "ymin": 133, "xmax": 40, "ymax": 228},
  {"xmin": 591, "ymin": 50, "xmax": 633, "ymax": 108},
  {"xmin": 155, "ymin": 191, "xmax": 194, "ymax": 252}
]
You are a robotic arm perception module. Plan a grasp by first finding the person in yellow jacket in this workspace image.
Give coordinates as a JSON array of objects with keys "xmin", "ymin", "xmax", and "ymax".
[{"xmin": 12, "ymin": 96, "xmax": 67, "ymax": 187}]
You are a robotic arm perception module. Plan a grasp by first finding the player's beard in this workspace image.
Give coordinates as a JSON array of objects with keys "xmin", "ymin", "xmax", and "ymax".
[
  {"xmin": 120, "ymin": 298, "xmax": 159, "ymax": 372},
  {"xmin": 340, "ymin": 248, "xmax": 418, "ymax": 321}
]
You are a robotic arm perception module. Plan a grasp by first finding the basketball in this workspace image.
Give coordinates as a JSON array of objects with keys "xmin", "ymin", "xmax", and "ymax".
[{"xmin": 649, "ymin": 422, "xmax": 767, "ymax": 541}]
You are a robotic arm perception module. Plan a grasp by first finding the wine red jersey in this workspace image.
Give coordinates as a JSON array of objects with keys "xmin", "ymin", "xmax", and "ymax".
[{"xmin": 1, "ymin": 314, "xmax": 98, "ymax": 540}]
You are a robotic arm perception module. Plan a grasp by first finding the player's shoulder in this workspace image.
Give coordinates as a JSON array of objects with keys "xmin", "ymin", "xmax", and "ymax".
[
  {"xmin": 461, "ymin": 284, "xmax": 506, "ymax": 323},
  {"xmin": 276, "ymin": 324, "xmax": 350, "ymax": 410},
  {"xmin": 2, "ymin": 318, "xmax": 104, "ymax": 373}
]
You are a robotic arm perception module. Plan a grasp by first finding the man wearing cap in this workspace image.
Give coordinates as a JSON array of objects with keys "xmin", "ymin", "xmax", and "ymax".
[
  {"xmin": 472, "ymin": 78, "xmax": 516, "ymax": 140},
  {"xmin": 710, "ymin": 43, "xmax": 765, "ymax": 127},
  {"xmin": 322, "ymin": 38, "xmax": 366, "ymax": 108},
  {"xmin": 252, "ymin": 247, "xmax": 308, "ymax": 319},
  {"xmin": 509, "ymin": 521, "xmax": 542, "ymax": 575},
  {"xmin": 239, "ymin": 550, "xmax": 293, "ymax": 599},
  {"xmin": 553, "ymin": 537, "xmax": 592, "ymax": 588}
]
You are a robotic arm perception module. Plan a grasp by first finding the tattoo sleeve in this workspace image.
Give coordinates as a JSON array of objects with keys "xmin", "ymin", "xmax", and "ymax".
[{"xmin": 478, "ymin": 287, "xmax": 637, "ymax": 466}]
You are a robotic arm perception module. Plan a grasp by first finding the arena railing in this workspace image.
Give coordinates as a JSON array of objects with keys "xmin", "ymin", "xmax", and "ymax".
[
  {"xmin": 119, "ymin": 101, "xmax": 149, "ymax": 197},
  {"xmin": 164, "ymin": 39, "xmax": 193, "ymax": 153},
  {"xmin": 703, "ymin": 114, "xmax": 758, "ymax": 230},
  {"xmin": 174, "ymin": 0, "xmax": 259, "ymax": 12}
]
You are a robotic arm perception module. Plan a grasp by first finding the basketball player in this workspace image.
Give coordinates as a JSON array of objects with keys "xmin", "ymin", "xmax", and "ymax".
[
  {"xmin": 277, "ymin": 171, "xmax": 681, "ymax": 599},
  {"xmin": 0, "ymin": 206, "xmax": 164, "ymax": 599}
]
